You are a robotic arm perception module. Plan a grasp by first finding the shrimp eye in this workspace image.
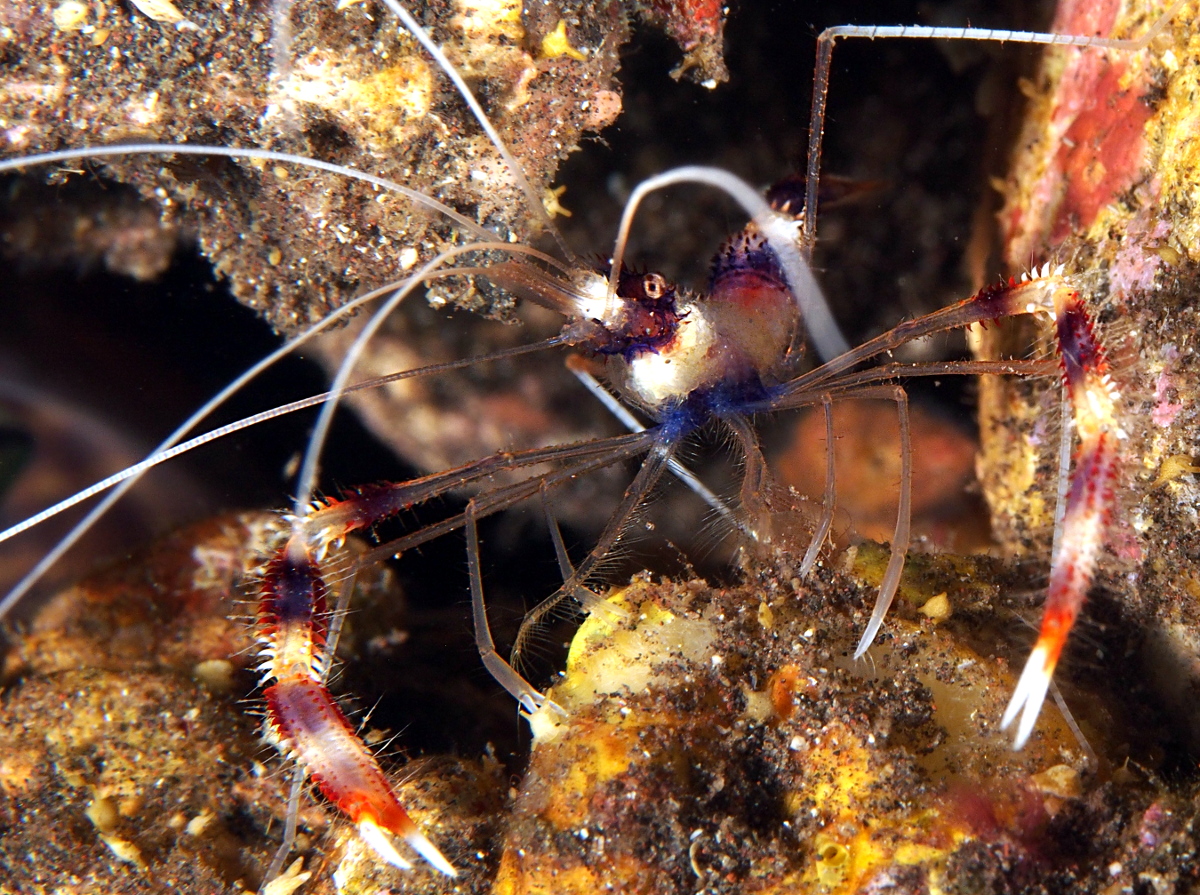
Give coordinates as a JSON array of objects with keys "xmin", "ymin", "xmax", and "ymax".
[{"xmin": 643, "ymin": 273, "xmax": 667, "ymax": 299}]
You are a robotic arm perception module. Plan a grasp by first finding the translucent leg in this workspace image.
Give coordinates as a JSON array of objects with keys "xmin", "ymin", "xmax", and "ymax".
[
  {"xmin": 541, "ymin": 488, "xmax": 576, "ymax": 583},
  {"xmin": 1050, "ymin": 680, "xmax": 1096, "ymax": 769},
  {"xmin": 854, "ymin": 387, "xmax": 912, "ymax": 659},
  {"xmin": 511, "ymin": 440, "xmax": 676, "ymax": 666},
  {"xmin": 800, "ymin": 396, "xmax": 836, "ymax": 577},
  {"xmin": 569, "ymin": 359, "xmax": 747, "ymax": 537},
  {"xmin": 466, "ymin": 503, "xmax": 546, "ymax": 716},
  {"xmin": 260, "ymin": 768, "xmax": 306, "ymax": 891},
  {"xmin": 801, "ymin": 0, "xmax": 1187, "ymax": 251},
  {"xmin": 726, "ymin": 415, "xmax": 770, "ymax": 536}
]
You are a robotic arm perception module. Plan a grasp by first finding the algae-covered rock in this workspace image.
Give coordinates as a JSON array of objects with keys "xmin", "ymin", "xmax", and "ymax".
[
  {"xmin": 495, "ymin": 564, "xmax": 1153, "ymax": 894},
  {"xmin": 0, "ymin": 0, "xmax": 633, "ymax": 330}
]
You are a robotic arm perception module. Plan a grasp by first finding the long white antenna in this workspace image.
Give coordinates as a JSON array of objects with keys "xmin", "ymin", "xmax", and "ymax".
[{"xmin": 0, "ymin": 144, "xmax": 493, "ymax": 242}]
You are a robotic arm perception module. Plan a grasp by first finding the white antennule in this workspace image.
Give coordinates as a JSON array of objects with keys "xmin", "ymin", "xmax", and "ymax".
[{"xmin": 290, "ymin": 247, "xmax": 464, "ymax": 517}]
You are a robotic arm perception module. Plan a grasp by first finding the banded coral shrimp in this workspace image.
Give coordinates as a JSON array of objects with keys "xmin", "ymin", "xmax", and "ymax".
[{"xmin": 2, "ymin": 1, "xmax": 1200, "ymax": 892}]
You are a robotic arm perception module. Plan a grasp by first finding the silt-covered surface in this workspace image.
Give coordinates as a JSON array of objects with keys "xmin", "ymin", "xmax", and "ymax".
[{"xmin": 0, "ymin": 0, "xmax": 632, "ymax": 329}]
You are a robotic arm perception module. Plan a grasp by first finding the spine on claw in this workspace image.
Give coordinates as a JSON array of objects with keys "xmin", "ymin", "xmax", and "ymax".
[{"xmin": 257, "ymin": 530, "xmax": 457, "ymax": 876}]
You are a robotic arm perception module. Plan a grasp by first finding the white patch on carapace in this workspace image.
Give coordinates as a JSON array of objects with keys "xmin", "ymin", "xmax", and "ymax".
[
  {"xmin": 572, "ymin": 270, "xmax": 629, "ymax": 327},
  {"xmin": 623, "ymin": 301, "xmax": 717, "ymax": 407}
]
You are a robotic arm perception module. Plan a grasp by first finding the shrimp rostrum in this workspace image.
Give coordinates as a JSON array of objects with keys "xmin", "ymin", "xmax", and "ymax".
[{"xmin": 0, "ymin": 0, "xmax": 1181, "ymax": 889}]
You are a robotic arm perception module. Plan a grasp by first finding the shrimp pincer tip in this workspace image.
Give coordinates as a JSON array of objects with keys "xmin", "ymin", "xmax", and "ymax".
[
  {"xmin": 1000, "ymin": 644, "xmax": 1054, "ymax": 750},
  {"xmin": 356, "ymin": 815, "xmax": 458, "ymax": 877},
  {"xmin": 405, "ymin": 828, "xmax": 459, "ymax": 877},
  {"xmin": 356, "ymin": 817, "xmax": 415, "ymax": 871}
]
